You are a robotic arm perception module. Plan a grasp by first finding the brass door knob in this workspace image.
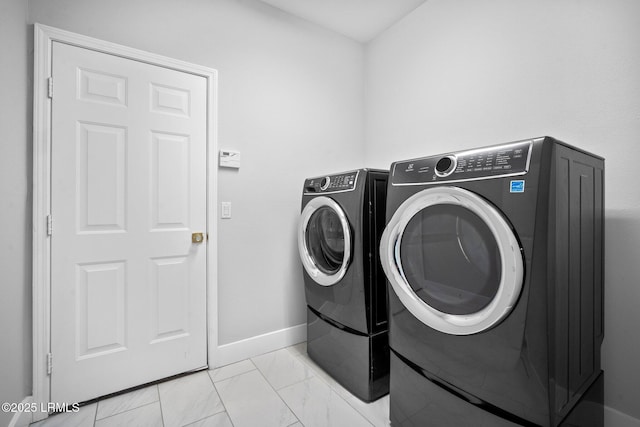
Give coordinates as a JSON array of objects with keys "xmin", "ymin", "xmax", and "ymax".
[{"xmin": 192, "ymin": 232, "xmax": 205, "ymax": 243}]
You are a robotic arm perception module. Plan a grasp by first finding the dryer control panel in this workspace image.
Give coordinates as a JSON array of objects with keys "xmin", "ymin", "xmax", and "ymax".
[
  {"xmin": 304, "ymin": 171, "xmax": 359, "ymax": 194},
  {"xmin": 391, "ymin": 139, "xmax": 535, "ymax": 185}
]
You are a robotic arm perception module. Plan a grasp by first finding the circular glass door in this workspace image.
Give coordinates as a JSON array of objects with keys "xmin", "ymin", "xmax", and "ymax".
[
  {"xmin": 298, "ymin": 196, "xmax": 351, "ymax": 286},
  {"xmin": 380, "ymin": 187, "xmax": 524, "ymax": 335}
]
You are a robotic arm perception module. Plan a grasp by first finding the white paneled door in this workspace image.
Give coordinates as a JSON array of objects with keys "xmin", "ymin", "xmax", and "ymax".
[{"xmin": 50, "ymin": 41, "xmax": 208, "ymax": 404}]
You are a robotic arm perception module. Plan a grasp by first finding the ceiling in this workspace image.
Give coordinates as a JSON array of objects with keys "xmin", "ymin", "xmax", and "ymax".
[{"xmin": 258, "ymin": 0, "xmax": 429, "ymax": 43}]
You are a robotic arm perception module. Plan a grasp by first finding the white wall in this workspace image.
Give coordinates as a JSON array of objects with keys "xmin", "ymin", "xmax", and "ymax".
[
  {"xmin": 0, "ymin": 0, "xmax": 32, "ymax": 425},
  {"xmin": 365, "ymin": 0, "xmax": 640, "ymax": 421},
  {"xmin": 28, "ymin": 0, "xmax": 365, "ymax": 348}
]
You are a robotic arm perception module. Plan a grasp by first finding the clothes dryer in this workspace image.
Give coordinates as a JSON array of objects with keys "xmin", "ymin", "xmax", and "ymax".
[
  {"xmin": 380, "ymin": 137, "xmax": 604, "ymax": 426},
  {"xmin": 298, "ymin": 169, "xmax": 389, "ymax": 402}
]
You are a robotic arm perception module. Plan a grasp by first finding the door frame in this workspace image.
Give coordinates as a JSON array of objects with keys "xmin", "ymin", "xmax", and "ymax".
[{"xmin": 32, "ymin": 23, "xmax": 218, "ymax": 421}]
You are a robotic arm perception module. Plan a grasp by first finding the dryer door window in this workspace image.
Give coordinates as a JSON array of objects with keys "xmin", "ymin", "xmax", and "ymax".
[
  {"xmin": 298, "ymin": 196, "xmax": 352, "ymax": 286},
  {"xmin": 380, "ymin": 186, "xmax": 524, "ymax": 335},
  {"xmin": 400, "ymin": 204, "xmax": 502, "ymax": 316}
]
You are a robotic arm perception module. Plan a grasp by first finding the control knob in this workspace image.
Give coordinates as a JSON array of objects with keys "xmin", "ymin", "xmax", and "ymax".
[
  {"xmin": 320, "ymin": 176, "xmax": 331, "ymax": 190},
  {"xmin": 435, "ymin": 155, "xmax": 457, "ymax": 177}
]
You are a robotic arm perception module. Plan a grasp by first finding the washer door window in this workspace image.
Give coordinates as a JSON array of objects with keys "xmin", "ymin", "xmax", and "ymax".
[
  {"xmin": 298, "ymin": 196, "xmax": 351, "ymax": 286},
  {"xmin": 380, "ymin": 187, "xmax": 524, "ymax": 335}
]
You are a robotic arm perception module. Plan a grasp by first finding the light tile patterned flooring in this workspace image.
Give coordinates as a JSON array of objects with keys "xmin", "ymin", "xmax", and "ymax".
[{"xmin": 31, "ymin": 343, "xmax": 390, "ymax": 427}]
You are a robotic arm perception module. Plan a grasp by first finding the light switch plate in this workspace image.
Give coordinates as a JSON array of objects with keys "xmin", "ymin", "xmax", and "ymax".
[{"xmin": 221, "ymin": 202, "xmax": 232, "ymax": 219}]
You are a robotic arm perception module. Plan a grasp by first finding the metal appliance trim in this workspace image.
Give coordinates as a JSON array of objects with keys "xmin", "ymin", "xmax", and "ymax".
[
  {"xmin": 298, "ymin": 196, "xmax": 352, "ymax": 287},
  {"xmin": 379, "ymin": 186, "xmax": 524, "ymax": 335}
]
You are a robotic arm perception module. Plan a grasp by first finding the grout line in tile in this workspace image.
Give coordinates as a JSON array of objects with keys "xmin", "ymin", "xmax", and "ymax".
[
  {"xmin": 256, "ymin": 352, "xmax": 315, "ymax": 391},
  {"xmin": 277, "ymin": 370, "xmax": 375, "ymax": 427},
  {"xmin": 289, "ymin": 348, "xmax": 381, "ymax": 427},
  {"xmin": 94, "ymin": 401, "xmax": 160, "ymax": 426},
  {"xmin": 338, "ymin": 395, "xmax": 377, "ymax": 427},
  {"xmin": 182, "ymin": 412, "xmax": 233, "ymax": 427},
  {"xmin": 96, "ymin": 384, "xmax": 161, "ymax": 422},
  {"xmin": 291, "ymin": 351, "xmax": 333, "ymax": 387},
  {"xmin": 210, "ymin": 388, "xmax": 236, "ymax": 427},
  {"xmin": 324, "ymin": 379, "xmax": 380, "ymax": 427},
  {"xmin": 209, "ymin": 359, "xmax": 258, "ymax": 385},
  {"xmin": 278, "ymin": 345, "xmax": 377, "ymax": 426},
  {"xmin": 251, "ymin": 355, "xmax": 302, "ymax": 427},
  {"xmin": 206, "ymin": 367, "xmax": 235, "ymax": 426},
  {"xmin": 156, "ymin": 384, "xmax": 166, "ymax": 427},
  {"xmin": 215, "ymin": 358, "xmax": 257, "ymax": 370}
]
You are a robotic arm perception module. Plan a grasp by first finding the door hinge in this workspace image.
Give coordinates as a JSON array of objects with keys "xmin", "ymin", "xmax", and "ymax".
[
  {"xmin": 46, "ymin": 215, "xmax": 53, "ymax": 236},
  {"xmin": 47, "ymin": 353, "xmax": 53, "ymax": 375},
  {"xmin": 48, "ymin": 77, "xmax": 53, "ymax": 99}
]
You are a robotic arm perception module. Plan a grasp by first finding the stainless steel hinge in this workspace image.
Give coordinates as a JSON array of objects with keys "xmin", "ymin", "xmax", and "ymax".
[
  {"xmin": 48, "ymin": 77, "xmax": 53, "ymax": 99},
  {"xmin": 47, "ymin": 353, "xmax": 53, "ymax": 375},
  {"xmin": 46, "ymin": 215, "xmax": 53, "ymax": 236}
]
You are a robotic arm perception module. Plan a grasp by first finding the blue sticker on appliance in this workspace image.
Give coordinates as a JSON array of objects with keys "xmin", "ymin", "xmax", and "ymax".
[{"xmin": 510, "ymin": 180, "xmax": 525, "ymax": 193}]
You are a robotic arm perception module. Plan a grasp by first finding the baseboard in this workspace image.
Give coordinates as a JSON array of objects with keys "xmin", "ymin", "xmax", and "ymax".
[
  {"xmin": 605, "ymin": 406, "xmax": 640, "ymax": 427},
  {"xmin": 215, "ymin": 323, "xmax": 306, "ymax": 367},
  {"xmin": 7, "ymin": 396, "xmax": 33, "ymax": 427}
]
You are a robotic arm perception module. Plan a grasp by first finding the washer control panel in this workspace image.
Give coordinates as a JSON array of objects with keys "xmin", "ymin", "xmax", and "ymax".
[
  {"xmin": 304, "ymin": 171, "xmax": 359, "ymax": 194},
  {"xmin": 392, "ymin": 140, "xmax": 533, "ymax": 185}
]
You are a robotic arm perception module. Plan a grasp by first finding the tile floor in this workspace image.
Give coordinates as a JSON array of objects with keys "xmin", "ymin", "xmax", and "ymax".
[{"xmin": 31, "ymin": 343, "xmax": 390, "ymax": 427}]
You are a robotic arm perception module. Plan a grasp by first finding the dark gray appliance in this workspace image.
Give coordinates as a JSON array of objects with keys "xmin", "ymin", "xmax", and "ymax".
[
  {"xmin": 298, "ymin": 169, "xmax": 389, "ymax": 402},
  {"xmin": 380, "ymin": 137, "xmax": 604, "ymax": 426}
]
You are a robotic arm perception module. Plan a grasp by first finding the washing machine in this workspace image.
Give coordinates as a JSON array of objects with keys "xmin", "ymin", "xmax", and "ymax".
[
  {"xmin": 380, "ymin": 137, "xmax": 604, "ymax": 426},
  {"xmin": 298, "ymin": 168, "xmax": 389, "ymax": 402}
]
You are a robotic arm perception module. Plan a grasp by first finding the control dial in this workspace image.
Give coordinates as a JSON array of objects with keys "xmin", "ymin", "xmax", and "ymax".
[
  {"xmin": 320, "ymin": 176, "xmax": 331, "ymax": 190},
  {"xmin": 435, "ymin": 155, "xmax": 457, "ymax": 177}
]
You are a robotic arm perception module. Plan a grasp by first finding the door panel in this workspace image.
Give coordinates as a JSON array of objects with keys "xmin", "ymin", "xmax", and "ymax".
[
  {"xmin": 50, "ymin": 41, "xmax": 207, "ymax": 403},
  {"xmin": 151, "ymin": 132, "xmax": 190, "ymax": 229},
  {"xmin": 76, "ymin": 261, "xmax": 127, "ymax": 359},
  {"xmin": 150, "ymin": 255, "xmax": 190, "ymax": 342},
  {"xmin": 77, "ymin": 122, "xmax": 127, "ymax": 232}
]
